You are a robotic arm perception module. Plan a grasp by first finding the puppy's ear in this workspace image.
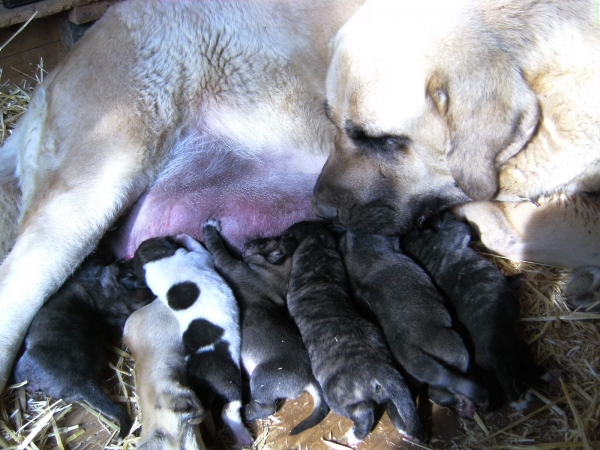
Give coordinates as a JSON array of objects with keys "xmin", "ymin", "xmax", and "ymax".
[
  {"xmin": 429, "ymin": 61, "xmax": 540, "ymax": 201},
  {"xmin": 117, "ymin": 259, "xmax": 148, "ymax": 289}
]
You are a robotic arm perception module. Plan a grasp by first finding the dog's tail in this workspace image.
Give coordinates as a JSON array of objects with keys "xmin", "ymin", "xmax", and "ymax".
[
  {"xmin": 378, "ymin": 370, "xmax": 425, "ymax": 443},
  {"xmin": 289, "ymin": 380, "xmax": 330, "ymax": 435}
]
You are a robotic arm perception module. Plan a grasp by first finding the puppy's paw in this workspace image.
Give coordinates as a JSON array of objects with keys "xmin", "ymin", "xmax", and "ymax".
[
  {"xmin": 160, "ymin": 386, "xmax": 205, "ymax": 424},
  {"xmin": 203, "ymin": 219, "xmax": 222, "ymax": 233},
  {"xmin": 244, "ymin": 400, "xmax": 277, "ymax": 422},
  {"xmin": 564, "ymin": 266, "xmax": 600, "ymax": 311},
  {"xmin": 428, "ymin": 386, "xmax": 485, "ymax": 418},
  {"xmin": 508, "ymin": 389, "xmax": 533, "ymax": 411},
  {"xmin": 494, "ymin": 358, "xmax": 548, "ymax": 411}
]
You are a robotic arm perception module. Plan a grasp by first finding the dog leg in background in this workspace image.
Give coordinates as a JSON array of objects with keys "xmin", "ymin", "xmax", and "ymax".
[
  {"xmin": 455, "ymin": 197, "xmax": 600, "ymax": 312},
  {"xmin": 124, "ymin": 300, "xmax": 206, "ymax": 450},
  {"xmin": 453, "ymin": 194, "xmax": 600, "ymax": 269}
]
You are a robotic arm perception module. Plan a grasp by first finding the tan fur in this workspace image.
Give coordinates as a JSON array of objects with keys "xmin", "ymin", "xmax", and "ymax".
[
  {"xmin": 0, "ymin": 0, "xmax": 366, "ymax": 391},
  {"xmin": 123, "ymin": 300, "xmax": 206, "ymax": 450},
  {"xmin": 317, "ymin": 0, "xmax": 600, "ymax": 267}
]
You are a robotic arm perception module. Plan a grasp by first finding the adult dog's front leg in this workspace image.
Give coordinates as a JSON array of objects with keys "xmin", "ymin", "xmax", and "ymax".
[
  {"xmin": 0, "ymin": 76, "xmax": 155, "ymax": 391},
  {"xmin": 453, "ymin": 194, "xmax": 600, "ymax": 269}
]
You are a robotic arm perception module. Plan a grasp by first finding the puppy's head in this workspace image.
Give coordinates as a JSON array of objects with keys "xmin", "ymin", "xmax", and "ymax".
[
  {"xmin": 133, "ymin": 236, "xmax": 181, "ymax": 281},
  {"xmin": 91, "ymin": 259, "xmax": 155, "ymax": 327},
  {"xmin": 314, "ymin": 1, "xmax": 540, "ymax": 234},
  {"xmin": 243, "ymin": 233, "xmax": 299, "ymax": 296}
]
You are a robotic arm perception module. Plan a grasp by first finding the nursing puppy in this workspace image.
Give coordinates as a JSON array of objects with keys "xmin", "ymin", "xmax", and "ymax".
[
  {"xmin": 14, "ymin": 257, "xmax": 153, "ymax": 438},
  {"xmin": 202, "ymin": 221, "xmax": 329, "ymax": 435},
  {"xmin": 133, "ymin": 234, "xmax": 252, "ymax": 446},
  {"xmin": 282, "ymin": 221, "xmax": 423, "ymax": 443},
  {"xmin": 124, "ymin": 300, "xmax": 206, "ymax": 450},
  {"xmin": 339, "ymin": 231, "xmax": 487, "ymax": 415},
  {"xmin": 402, "ymin": 212, "xmax": 548, "ymax": 409}
]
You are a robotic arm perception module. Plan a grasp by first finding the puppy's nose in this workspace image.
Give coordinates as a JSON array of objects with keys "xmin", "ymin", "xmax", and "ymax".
[{"xmin": 312, "ymin": 197, "xmax": 338, "ymax": 220}]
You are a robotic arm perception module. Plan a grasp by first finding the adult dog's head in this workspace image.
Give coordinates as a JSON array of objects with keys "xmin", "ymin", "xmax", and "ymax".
[{"xmin": 314, "ymin": 0, "xmax": 541, "ymax": 234}]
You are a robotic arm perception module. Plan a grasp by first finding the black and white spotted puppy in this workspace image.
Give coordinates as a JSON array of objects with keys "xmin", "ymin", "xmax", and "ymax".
[
  {"xmin": 339, "ymin": 231, "xmax": 488, "ymax": 416},
  {"xmin": 281, "ymin": 221, "xmax": 424, "ymax": 443},
  {"xmin": 202, "ymin": 221, "xmax": 329, "ymax": 435},
  {"xmin": 14, "ymin": 257, "xmax": 153, "ymax": 438},
  {"xmin": 133, "ymin": 234, "xmax": 253, "ymax": 446},
  {"xmin": 402, "ymin": 212, "xmax": 549, "ymax": 410}
]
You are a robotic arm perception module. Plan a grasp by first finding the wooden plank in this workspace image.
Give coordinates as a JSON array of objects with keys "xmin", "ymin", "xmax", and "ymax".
[
  {"xmin": 0, "ymin": 13, "xmax": 60, "ymax": 58},
  {"xmin": 0, "ymin": 0, "xmax": 101, "ymax": 28},
  {"xmin": 67, "ymin": 0, "xmax": 117, "ymax": 24},
  {"xmin": 0, "ymin": 14, "xmax": 64, "ymax": 84}
]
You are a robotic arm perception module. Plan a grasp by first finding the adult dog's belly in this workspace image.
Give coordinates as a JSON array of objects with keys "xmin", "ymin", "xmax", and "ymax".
[{"xmin": 109, "ymin": 134, "xmax": 327, "ymax": 258}]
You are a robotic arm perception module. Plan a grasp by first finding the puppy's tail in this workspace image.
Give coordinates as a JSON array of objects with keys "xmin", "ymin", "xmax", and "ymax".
[
  {"xmin": 79, "ymin": 382, "xmax": 132, "ymax": 438},
  {"xmin": 289, "ymin": 380, "xmax": 330, "ymax": 435},
  {"xmin": 379, "ymin": 371, "xmax": 424, "ymax": 443}
]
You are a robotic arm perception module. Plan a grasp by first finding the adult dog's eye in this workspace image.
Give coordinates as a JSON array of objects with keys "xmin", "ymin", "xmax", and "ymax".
[{"xmin": 345, "ymin": 120, "xmax": 410, "ymax": 154}]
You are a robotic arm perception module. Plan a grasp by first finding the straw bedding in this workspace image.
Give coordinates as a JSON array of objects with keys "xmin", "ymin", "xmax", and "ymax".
[{"xmin": 0, "ymin": 68, "xmax": 598, "ymax": 450}]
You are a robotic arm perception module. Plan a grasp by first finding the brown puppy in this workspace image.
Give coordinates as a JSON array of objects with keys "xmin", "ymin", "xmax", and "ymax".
[
  {"xmin": 314, "ymin": 0, "xmax": 600, "ymax": 276},
  {"xmin": 339, "ymin": 231, "xmax": 487, "ymax": 415},
  {"xmin": 282, "ymin": 221, "xmax": 423, "ymax": 443},
  {"xmin": 123, "ymin": 300, "xmax": 206, "ymax": 450}
]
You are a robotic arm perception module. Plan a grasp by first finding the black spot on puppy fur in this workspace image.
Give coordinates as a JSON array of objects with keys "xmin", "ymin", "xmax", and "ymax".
[
  {"xmin": 167, "ymin": 282, "xmax": 200, "ymax": 310},
  {"xmin": 183, "ymin": 319, "xmax": 224, "ymax": 353}
]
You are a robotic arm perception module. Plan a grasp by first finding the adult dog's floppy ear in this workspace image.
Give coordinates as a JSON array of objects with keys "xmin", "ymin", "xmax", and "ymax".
[{"xmin": 431, "ymin": 56, "xmax": 540, "ymax": 201}]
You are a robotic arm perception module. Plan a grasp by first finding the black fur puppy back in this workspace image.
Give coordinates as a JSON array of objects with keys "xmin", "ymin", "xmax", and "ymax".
[
  {"xmin": 339, "ymin": 231, "xmax": 487, "ymax": 415},
  {"xmin": 283, "ymin": 221, "xmax": 423, "ymax": 442},
  {"xmin": 14, "ymin": 257, "xmax": 154, "ymax": 438},
  {"xmin": 402, "ymin": 212, "xmax": 550, "ymax": 409}
]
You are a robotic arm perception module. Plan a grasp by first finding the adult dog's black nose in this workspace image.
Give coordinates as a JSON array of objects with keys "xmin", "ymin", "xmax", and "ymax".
[{"xmin": 311, "ymin": 197, "xmax": 338, "ymax": 220}]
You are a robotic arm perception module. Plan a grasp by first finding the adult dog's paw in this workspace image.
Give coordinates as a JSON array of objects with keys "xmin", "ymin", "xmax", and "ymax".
[{"xmin": 564, "ymin": 266, "xmax": 600, "ymax": 311}]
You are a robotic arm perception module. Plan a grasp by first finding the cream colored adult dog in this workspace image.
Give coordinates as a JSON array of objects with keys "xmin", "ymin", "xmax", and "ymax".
[
  {"xmin": 314, "ymin": 0, "xmax": 600, "ymax": 272},
  {"xmin": 0, "ymin": 0, "xmax": 366, "ymax": 392}
]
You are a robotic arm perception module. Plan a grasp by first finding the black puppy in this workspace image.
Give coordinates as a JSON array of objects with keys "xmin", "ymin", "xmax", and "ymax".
[
  {"xmin": 339, "ymin": 231, "xmax": 487, "ymax": 415},
  {"xmin": 402, "ymin": 212, "xmax": 548, "ymax": 409},
  {"xmin": 202, "ymin": 221, "xmax": 329, "ymax": 435},
  {"xmin": 14, "ymin": 257, "xmax": 154, "ymax": 438},
  {"xmin": 282, "ymin": 221, "xmax": 423, "ymax": 443}
]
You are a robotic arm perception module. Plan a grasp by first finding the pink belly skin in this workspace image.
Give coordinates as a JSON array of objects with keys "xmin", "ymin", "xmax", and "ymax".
[{"xmin": 108, "ymin": 138, "xmax": 327, "ymax": 258}]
